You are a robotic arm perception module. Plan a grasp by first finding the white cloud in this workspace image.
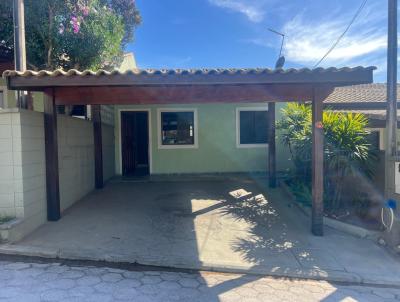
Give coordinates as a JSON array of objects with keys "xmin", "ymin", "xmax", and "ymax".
[
  {"xmin": 208, "ymin": 0, "xmax": 265, "ymax": 22},
  {"xmin": 282, "ymin": 11, "xmax": 386, "ymax": 68}
]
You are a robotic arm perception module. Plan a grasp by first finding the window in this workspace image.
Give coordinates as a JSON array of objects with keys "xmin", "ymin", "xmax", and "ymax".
[
  {"xmin": 158, "ymin": 109, "xmax": 198, "ymax": 148},
  {"xmin": 0, "ymin": 91, "xmax": 3, "ymax": 108},
  {"xmin": 237, "ymin": 107, "xmax": 269, "ymax": 147},
  {"xmin": 366, "ymin": 129, "xmax": 383, "ymax": 151}
]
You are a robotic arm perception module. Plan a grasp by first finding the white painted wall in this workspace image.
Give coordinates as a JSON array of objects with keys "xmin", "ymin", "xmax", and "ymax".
[
  {"xmin": 58, "ymin": 115, "xmax": 94, "ymax": 211},
  {"xmin": 0, "ymin": 109, "xmax": 47, "ymax": 240},
  {"xmin": 0, "ymin": 109, "xmax": 115, "ymax": 241}
]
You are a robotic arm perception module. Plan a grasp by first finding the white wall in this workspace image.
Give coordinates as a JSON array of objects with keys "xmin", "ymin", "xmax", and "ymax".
[
  {"xmin": 58, "ymin": 115, "xmax": 94, "ymax": 211},
  {"xmin": 0, "ymin": 109, "xmax": 47, "ymax": 240},
  {"xmin": 0, "ymin": 109, "xmax": 115, "ymax": 242}
]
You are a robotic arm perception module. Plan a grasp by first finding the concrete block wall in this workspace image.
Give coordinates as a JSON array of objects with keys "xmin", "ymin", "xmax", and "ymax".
[
  {"xmin": 58, "ymin": 115, "xmax": 95, "ymax": 211},
  {"xmin": 0, "ymin": 109, "xmax": 47, "ymax": 241},
  {"xmin": 0, "ymin": 110, "xmax": 116, "ymax": 242}
]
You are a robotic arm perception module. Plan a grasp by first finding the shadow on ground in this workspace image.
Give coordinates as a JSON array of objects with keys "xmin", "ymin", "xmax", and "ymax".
[{"xmin": 2, "ymin": 175, "xmax": 400, "ymax": 301}]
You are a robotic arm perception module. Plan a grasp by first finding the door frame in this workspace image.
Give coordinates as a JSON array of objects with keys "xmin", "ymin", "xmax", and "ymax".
[{"xmin": 118, "ymin": 108, "xmax": 152, "ymax": 175}]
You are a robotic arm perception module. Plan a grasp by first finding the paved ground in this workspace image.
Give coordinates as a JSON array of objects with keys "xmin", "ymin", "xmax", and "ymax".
[
  {"xmin": 2, "ymin": 176, "xmax": 400, "ymax": 285},
  {"xmin": 1, "ymin": 259, "xmax": 400, "ymax": 302}
]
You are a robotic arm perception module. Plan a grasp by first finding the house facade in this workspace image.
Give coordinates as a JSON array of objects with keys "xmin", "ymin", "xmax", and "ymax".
[
  {"xmin": 0, "ymin": 65, "xmax": 375, "ymax": 242},
  {"xmin": 114, "ymin": 103, "xmax": 291, "ymax": 176},
  {"xmin": 0, "ymin": 54, "xmax": 291, "ymax": 178}
]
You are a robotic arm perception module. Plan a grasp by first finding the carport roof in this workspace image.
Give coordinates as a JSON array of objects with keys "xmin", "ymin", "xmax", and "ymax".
[{"xmin": 3, "ymin": 66, "xmax": 375, "ymax": 90}]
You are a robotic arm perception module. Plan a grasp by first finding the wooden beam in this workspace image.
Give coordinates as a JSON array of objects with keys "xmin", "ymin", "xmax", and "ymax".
[
  {"xmin": 311, "ymin": 87, "xmax": 324, "ymax": 236},
  {"xmin": 92, "ymin": 105, "xmax": 103, "ymax": 189},
  {"xmin": 44, "ymin": 89, "xmax": 61, "ymax": 221},
  {"xmin": 53, "ymin": 84, "xmax": 317, "ymax": 105},
  {"xmin": 268, "ymin": 103, "xmax": 277, "ymax": 188}
]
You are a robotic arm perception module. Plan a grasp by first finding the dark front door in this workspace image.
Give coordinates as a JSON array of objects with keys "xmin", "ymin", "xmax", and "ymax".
[{"xmin": 121, "ymin": 111, "xmax": 149, "ymax": 176}]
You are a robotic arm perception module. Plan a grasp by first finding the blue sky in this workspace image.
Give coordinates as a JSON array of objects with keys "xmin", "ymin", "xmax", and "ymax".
[{"xmin": 127, "ymin": 0, "xmax": 388, "ymax": 82}]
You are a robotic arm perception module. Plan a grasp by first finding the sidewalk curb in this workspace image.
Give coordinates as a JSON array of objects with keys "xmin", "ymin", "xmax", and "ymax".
[{"xmin": 1, "ymin": 244, "xmax": 400, "ymax": 288}]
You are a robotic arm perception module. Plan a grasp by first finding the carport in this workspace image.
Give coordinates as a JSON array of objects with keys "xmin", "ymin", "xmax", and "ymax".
[{"xmin": 4, "ymin": 66, "xmax": 375, "ymax": 236}]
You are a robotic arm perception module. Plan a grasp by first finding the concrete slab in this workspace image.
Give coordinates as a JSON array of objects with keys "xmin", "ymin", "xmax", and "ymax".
[{"xmin": 1, "ymin": 176, "xmax": 400, "ymax": 286}]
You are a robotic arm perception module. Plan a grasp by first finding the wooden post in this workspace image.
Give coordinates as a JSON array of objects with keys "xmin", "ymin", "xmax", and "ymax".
[
  {"xmin": 92, "ymin": 105, "xmax": 103, "ymax": 189},
  {"xmin": 311, "ymin": 87, "xmax": 324, "ymax": 236},
  {"xmin": 44, "ymin": 89, "xmax": 61, "ymax": 221},
  {"xmin": 268, "ymin": 103, "xmax": 277, "ymax": 188}
]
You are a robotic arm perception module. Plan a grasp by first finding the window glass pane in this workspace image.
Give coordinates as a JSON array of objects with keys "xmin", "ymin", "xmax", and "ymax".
[
  {"xmin": 366, "ymin": 131, "xmax": 380, "ymax": 151},
  {"xmin": 161, "ymin": 111, "xmax": 195, "ymax": 145},
  {"xmin": 0, "ymin": 91, "xmax": 3, "ymax": 108},
  {"xmin": 240, "ymin": 111, "xmax": 255, "ymax": 144},
  {"xmin": 239, "ymin": 110, "xmax": 268, "ymax": 144},
  {"xmin": 254, "ymin": 111, "xmax": 268, "ymax": 143}
]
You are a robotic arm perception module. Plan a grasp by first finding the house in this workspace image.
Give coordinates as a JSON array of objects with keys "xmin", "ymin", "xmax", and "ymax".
[
  {"xmin": 324, "ymin": 83, "xmax": 400, "ymax": 196},
  {"xmin": 0, "ymin": 66, "xmax": 374, "ymax": 242}
]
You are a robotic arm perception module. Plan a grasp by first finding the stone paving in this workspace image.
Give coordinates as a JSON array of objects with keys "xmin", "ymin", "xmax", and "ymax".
[
  {"xmin": 0, "ymin": 260, "xmax": 400, "ymax": 302},
  {"xmin": 8, "ymin": 179, "xmax": 400, "ymax": 285}
]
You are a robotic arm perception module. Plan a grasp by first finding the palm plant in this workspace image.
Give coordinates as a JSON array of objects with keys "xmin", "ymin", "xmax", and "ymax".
[{"xmin": 277, "ymin": 103, "xmax": 374, "ymax": 211}]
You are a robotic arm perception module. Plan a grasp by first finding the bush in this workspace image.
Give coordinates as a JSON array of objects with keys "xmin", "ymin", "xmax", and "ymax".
[{"xmin": 277, "ymin": 103, "xmax": 374, "ymax": 212}]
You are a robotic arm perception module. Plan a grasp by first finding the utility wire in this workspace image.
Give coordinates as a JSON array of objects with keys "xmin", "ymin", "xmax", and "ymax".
[{"xmin": 313, "ymin": 0, "xmax": 368, "ymax": 68}]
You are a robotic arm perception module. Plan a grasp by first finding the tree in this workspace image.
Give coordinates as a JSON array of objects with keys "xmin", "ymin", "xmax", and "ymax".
[{"xmin": 0, "ymin": 0, "xmax": 141, "ymax": 70}]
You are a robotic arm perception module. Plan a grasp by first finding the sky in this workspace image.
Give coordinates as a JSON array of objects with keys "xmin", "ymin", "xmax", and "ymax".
[{"xmin": 127, "ymin": 0, "xmax": 389, "ymax": 82}]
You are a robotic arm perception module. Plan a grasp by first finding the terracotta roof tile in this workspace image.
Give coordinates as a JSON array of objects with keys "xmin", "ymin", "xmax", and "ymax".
[
  {"xmin": 325, "ymin": 83, "xmax": 400, "ymax": 103},
  {"xmin": 2, "ymin": 66, "xmax": 376, "ymax": 78}
]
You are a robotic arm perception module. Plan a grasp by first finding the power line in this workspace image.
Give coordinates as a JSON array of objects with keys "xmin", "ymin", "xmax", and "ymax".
[{"xmin": 313, "ymin": 0, "xmax": 368, "ymax": 68}]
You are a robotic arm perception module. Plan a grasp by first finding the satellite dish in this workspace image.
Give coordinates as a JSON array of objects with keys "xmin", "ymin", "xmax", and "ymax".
[{"xmin": 275, "ymin": 56, "xmax": 285, "ymax": 69}]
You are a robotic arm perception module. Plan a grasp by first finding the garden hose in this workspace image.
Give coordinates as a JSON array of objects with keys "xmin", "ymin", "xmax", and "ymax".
[{"xmin": 381, "ymin": 199, "xmax": 396, "ymax": 231}]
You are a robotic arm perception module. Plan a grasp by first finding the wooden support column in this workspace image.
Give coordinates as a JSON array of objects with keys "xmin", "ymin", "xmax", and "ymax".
[
  {"xmin": 44, "ymin": 89, "xmax": 60, "ymax": 221},
  {"xmin": 268, "ymin": 103, "xmax": 277, "ymax": 188},
  {"xmin": 311, "ymin": 87, "xmax": 324, "ymax": 236},
  {"xmin": 92, "ymin": 105, "xmax": 103, "ymax": 189}
]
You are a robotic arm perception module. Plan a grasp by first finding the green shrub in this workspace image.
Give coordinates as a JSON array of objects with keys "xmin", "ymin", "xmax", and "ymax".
[{"xmin": 277, "ymin": 103, "xmax": 374, "ymax": 212}]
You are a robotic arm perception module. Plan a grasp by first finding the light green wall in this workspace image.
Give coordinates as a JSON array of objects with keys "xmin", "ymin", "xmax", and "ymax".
[{"xmin": 114, "ymin": 102, "xmax": 291, "ymax": 175}]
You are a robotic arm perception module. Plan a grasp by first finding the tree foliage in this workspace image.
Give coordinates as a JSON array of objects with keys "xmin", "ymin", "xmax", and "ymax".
[
  {"xmin": 277, "ymin": 103, "xmax": 374, "ymax": 210},
  {"xmin": 0, "ymin": 0, "xmax": 141, "ymax": 70}
]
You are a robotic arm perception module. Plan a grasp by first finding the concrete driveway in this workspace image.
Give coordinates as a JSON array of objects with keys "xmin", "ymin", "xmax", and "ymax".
[{"xmin": 2, "ymin": 176, "xmax": 400, "ymax": 285}]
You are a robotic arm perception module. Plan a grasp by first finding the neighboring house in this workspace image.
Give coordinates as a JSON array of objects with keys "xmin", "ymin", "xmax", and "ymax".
[
  {"xmin": 325, "ymin": 83, "xmax": 400, "ymax": 152},
  {"xmin": 324, "ymin": 83, "xmax": 400, "ymax": 196}
]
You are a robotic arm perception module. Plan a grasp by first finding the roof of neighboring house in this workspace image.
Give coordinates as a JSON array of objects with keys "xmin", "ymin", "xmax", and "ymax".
[
  {"xmin": 324, "ymin": 83, "xmax": 398, "ymax": 121},
  {"xmin": 333, "ymin": 109, "xmax": 400, "ymax": 120},
  {"xmin": 325, "ymin": 83, "xmax": 399, "ymax": 104}
]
